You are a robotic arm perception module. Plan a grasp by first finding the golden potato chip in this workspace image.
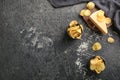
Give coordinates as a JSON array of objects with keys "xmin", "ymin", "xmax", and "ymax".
[
  {"xmin": 67, "ymin": 21, "xmax": 83, "ymax": 39},
  {"xmin": 69, "ymin": 20, "xmax": 78, "ymax": 27},
  {"xmin": 84, "ymin": 9, "xmax": 91, "ymax": 16},
  {"xmin": 87, "ymin": 2, "xmax": 95, "ymax": 10},
  {"xmin": 92, "ymin": 42, "xmax": 102, "ymax": 51},
  {"xmin": 90, "ymin": 56, "xmax": 105, "ymax": 74},
  {"xmin": 107, "ymin": 37, "xmax": 115, "ymax": 43},
  {"xmin": 80, "ymin": 9, "xmax": 86, "ymax": 16},
  {"xmin": 105, "ymin": 17, "xmax": 111, "ymax": 24}
]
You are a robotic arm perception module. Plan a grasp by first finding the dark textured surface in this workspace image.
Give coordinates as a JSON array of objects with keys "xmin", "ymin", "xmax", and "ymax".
[
  {"xmin": 48, "ymin": 0, "xmax": 120, "ymax": 34},
  {"xmin": 0, "ymin": 0, "xmax": 120, "ymax": 80}
]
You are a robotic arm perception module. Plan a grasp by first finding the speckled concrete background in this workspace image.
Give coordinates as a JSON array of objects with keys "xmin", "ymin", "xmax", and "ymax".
[{"xmin": 0, "ymin": 0, "xmax": 120, "ymax": 80}]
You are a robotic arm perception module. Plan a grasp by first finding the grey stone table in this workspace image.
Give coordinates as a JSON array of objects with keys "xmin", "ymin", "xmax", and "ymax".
[{"xmin": 0, "ymin": 0, "xmax": 120, "ymax": 80}]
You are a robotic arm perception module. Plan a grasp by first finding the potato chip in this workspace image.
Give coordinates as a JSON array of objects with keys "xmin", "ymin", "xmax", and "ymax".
[
  {"xmin": 84, "ymin": 9, "xmax": 91, "ymax": 16},
  {"xmin": 92, "ymin": 42, "xmax": 102, "ymax": 51},
  {"xmin": 90, "ymin": 56, "xmax": 105, "ymax": 74},
  {"xmin": 80, "ymin": 9, "xmax": 86, "ymax": 16},
  {"xmin": 107, "ymin": 37, "xmax": 115, "ymax": 43},
  {"xmin": 87, "ymin": 2, "xmax": 95, "ymax": 10}
]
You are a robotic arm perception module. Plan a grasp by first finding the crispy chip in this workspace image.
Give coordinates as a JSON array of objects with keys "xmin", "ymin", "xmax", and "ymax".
[
  {"xmin": 67, "ymin": 20, "xmax": 83, "ymax": 39},
  {"xmin": 84, "ymin": 9, "xmax": 91, "ymax": 16},
  {"xmin": 80, "ymin": 9, "xmax": 86, "ymax": 16},
  {"xmin": 92, "ymin": 42, "xmax": 102, "ymax": 51},
  {"xmin": 97, "ymin": 10, "xmax": 106, "ymax": 22},
  {"xmin": 87, "ymin": 2, "xmax": 95, "ymax": 10},
  {"xmin": 107, "ymin": 37, "xmax": 115, "ymax": 44}
]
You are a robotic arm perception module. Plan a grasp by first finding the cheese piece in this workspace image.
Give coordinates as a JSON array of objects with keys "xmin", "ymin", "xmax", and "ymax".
[
  {"xmin": 84, "ymin": 9, "xmax": 91, "ymax": 16},
  {"xmin": 80, "ymin": 9, "xmax": 91, "ymax": 16},
  {"xmin": 89, "ymin": 10, "xmax": 108, "ymax": 34},
  {"xmin": 90, "ymin": 56, "xmax": 106, "ymax": 74}
]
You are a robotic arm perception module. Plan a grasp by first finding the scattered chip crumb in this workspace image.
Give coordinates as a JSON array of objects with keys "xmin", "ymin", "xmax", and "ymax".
[
  {"xmin": 107, "ymin": 37, "xmax": 115, "ymax": 44},
  {"xmin": 80, "ymin": 9, "xmax": 86, "ymax": 16},
  {"xmin": 80, "ymin": 9, "xmax": 91, "ymax": 16},
  {"xmin": 67, "ymin": 20, "xmax": 83, "ymax": 39},
  {"xmin": 84, "ymin": 9, "xmax": 91, "ymax": 16},
  {"xmin": 92, "ymin": 42, "xmax": 102, "ymax": 51}
]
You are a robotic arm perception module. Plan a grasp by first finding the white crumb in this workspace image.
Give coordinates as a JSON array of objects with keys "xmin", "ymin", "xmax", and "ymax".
[{"xmin": 76, "ymin": 42, "xmax": 89, "ymax": 53}]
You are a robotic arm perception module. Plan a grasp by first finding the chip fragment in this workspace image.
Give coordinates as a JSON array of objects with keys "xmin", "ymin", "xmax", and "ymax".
[
  {"xmin": 80, "ymin": 9, "xmax": 86, "ymax": 16},
  {"xmin": 67, "ymin": 20, "xmax": 83, "ymax": 39},
  {"xmin": 87, "ymin": 2, "xmax": 95, "ymax": 10},
  {"xmin": 92, "ymin": 42, "xmax": 102, "ymax": 51},
  {"xmin": 80, "ymin": 9, "xmax": 91, "ymax": 16},
  {"xmin": 107, "ymin": 37, "xmax": 115, "ymax": 44},
  {"xmin": 90, "ymin": 56, "xmax": 106, "ymax": 74}
]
